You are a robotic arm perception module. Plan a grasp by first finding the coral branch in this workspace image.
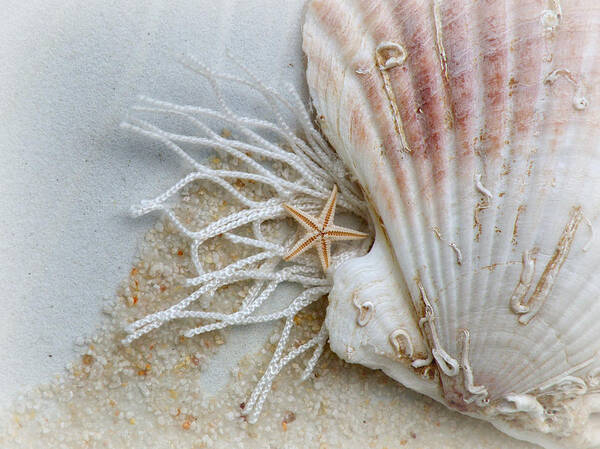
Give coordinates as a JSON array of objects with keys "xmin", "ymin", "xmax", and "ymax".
[{"xmin": 121, "ymin": 57, "xmax": 372, "ymax": 421}]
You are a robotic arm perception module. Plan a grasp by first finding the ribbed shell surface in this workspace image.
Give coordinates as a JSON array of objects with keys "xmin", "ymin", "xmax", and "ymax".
[{"xmin": 304, "ymin": 0, "xmax": 600, "ymax": 410}]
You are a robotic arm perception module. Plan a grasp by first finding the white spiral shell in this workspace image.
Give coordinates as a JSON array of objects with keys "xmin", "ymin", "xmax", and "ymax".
[{"xmin": 303, "ymin": 0, "xmax": 600, "ymax": 447}]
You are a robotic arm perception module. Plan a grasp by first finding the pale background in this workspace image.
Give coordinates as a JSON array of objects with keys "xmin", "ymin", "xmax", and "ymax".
[{"xmin": 0, "ymin": 0, "xmax": 308, "ymax": 408}]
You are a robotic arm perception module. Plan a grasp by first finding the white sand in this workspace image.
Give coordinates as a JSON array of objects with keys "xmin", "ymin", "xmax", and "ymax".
[{"xmin": 0, "ymin": 175, "xmax": 538, "ymax": 449}]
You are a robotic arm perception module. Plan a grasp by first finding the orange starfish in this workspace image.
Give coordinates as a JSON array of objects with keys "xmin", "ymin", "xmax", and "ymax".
[{"xmin": 283, "ymin": 185, "xmax": 368, "ymax": 271}]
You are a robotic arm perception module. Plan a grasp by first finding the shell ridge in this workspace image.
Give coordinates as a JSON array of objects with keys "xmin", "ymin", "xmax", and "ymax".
[
  {"xmin": 380, "ymin": 0, "xmax": 465, "ymax": 354},
  {"xmin": 489, "ymin": 13, "xmax": 565, "ymax": 392},
  {"xmin": 538, "ymin": 8, "xmax": 600, "ymax": 394},
  {"xmin": 469, "ymin": 0, "xmax": 537, "ymax": 379},
  {"xmin": 414, "ymin": 0, "xmax": 466, "ymax": 354},
  {"xmin": 466, "ymin": 0, "xmax": 509, "ymax": 373},
  {"xmin": 307, "ymin": 0, "xmax": 435, "ymax": 322},
  {"xmin": 470, "ymin": 0, "xmax": 527, "ymax": 388},
  {"xmin": 350, "ymin": 0, "xmax": 443, "ymax": 313},
  {"xmin": 378, "ymin": 0, "xmax": 460, "ymax": 354},
  {"xmin": 413, "ymin": 0, "xmax": 461, "ymax": 354},
  {"xmin": 339, "ymin": 0, "xmax": 452, "ymax": 337},
  {"xmin": 427, "ymin": 0, "xmax": 480, "ymax": 370},
  {"xmin": 471, "ymin": 0, "xmax": 561, "ymax": 396},
  {"xmin": 490, "ymin": 2, "xmax": 599, "ymax": 398},
  {"xmin": 444, "ymin": 0, "xmax": 488, "ymax": 368}
]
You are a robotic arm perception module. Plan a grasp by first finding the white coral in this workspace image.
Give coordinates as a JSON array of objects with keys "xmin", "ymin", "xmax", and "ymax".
[{"xmin": 120, "ymin": 55, "xmax": 372, "ymax": 423}]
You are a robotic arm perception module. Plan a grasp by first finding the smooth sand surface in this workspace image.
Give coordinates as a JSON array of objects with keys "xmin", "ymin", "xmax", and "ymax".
[{"xmin": 0, "ymin": 0, "xmax": 307, "ymax": 407}]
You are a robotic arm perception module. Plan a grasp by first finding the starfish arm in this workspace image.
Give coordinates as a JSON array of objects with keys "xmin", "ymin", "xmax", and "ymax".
[
  {"xmin": 283, "ymin": 204, "xmax": 320, "ymax": 232},
  {"xmin": 325, "ymin": 224, "xmax": 369, "ymax": 241},
  {"xmin": 284, "ymin": 232, "xmax": 320, "ymax": 261},
  {"xmin": 317, "ymin": 235, "xmax": 332, "ymax": 271},
  {"xmin": 283, "ymin": 185, "xmax": 367, "ymax": 272},
  {"xmin": 319, "ymin": 185, "xmax": 338, "ymax": 228}
]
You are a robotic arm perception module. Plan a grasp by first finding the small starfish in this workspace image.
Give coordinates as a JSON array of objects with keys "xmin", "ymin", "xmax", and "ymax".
[{"xmin": 283, "ymin": 185, "xmax": 368, "ymax": 271}]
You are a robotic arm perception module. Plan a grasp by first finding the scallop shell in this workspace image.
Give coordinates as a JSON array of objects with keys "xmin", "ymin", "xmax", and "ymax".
[{"xmin": 303, "ymin": 0, "xmax": 600, "ymax": 447}]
